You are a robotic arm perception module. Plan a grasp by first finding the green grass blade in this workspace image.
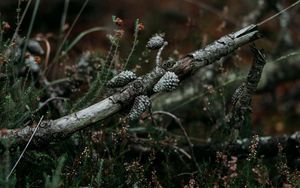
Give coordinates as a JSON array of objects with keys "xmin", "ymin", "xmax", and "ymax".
[
  {"xmin": 64, "ymin": 27, "xmax": 107, "ymax": 54},
  {"xmin": 20, "ymin": 0, "xmax": 40, "ymax": 62}
]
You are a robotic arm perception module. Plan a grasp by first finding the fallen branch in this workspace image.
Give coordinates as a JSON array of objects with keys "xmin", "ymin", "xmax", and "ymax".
[
  {"xmin": 128, "ymin": 130, "xmax": 300, "ymax": 165},
  {"xmin": 0, "ymin": 25, "xmax": 260, "ymax": 147},
  {"xmin": 193, "ymin": 131, "xmax": 300, "ymax": 164}
]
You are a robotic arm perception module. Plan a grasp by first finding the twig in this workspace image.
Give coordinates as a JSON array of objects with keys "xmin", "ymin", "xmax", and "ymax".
[
  {"xmin": 20, "ymin": 0, "xmax": 40, "ymax": 62},
  {"xmin": 33, "ymin": 97, "xmax": 68, "ymax": 114},
  {"xmin": 47, "ymin": 78, "xmax": 71, "ymax": 87},
  {"xmin": 257, "ymin": 0, "xmax": 300, "ymax": 26},
  {"xmin": 182, "ymin": 0, "xmax": 238, "ymax": 26},
  {"xmin": 59, "ymin": 0, "xmax": 70, "ymax": 40},
  {"xmin": 193, "ymin": 131, "xmax": 300, "ymax": 162},
  {"xmin": 123, "ymin": 19, "xmax": 140, "ymax": 70},
  {"xmin": 174, "ymin": 171, "xmax": 198, "ymax": 177},
  {"xmin": 242, "ymin": 0, "xmax": 270, "ymax": 26},
  {"xmin": 6, "ymin": 115, "xmax": 44, "ymax": 180},
  {"xmin": 104, "ymin": 37, "xmax": 117, "ymax": 65},
  {"xmin": 156, "ymin": 42, "xmax": 168, "ymax": 66},
  {"xmin": 152, "ymin": 111, "xmax": 201, "ymax": 172},
  {"xmin": 35, "ymin": 36, "xmax": 51, "ymax": 73},
  {"xmin": 272, "ymin": 1, "xmax": 294, "ymax": 55},
  {"xmin": 173, "ymin": 145, "xmax": 192, "ymax": 159},
  {"xmin": 11, "ymin": 0, "xmax": 33, "ymax": 43}
]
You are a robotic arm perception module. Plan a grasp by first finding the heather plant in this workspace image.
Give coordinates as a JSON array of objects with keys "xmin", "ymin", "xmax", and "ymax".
[{"xmin": 1, "ymin": 0, "xmax": 300, "ymax": 187}]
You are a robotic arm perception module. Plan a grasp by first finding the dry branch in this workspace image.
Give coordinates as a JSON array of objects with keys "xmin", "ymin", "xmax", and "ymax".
[
  {"xmin": 128, "ymin": 130, "xmax": 300, "ymax": 165},
  {"xmin": 193, "ymin": 131, "xmax": 300, "ymax": 164},
  {"xmin": 0, "ymin": 25, "xmax": 260, "ymax": 147}
]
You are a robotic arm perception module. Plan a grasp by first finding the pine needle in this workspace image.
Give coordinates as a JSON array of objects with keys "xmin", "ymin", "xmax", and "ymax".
[
  {"xmin": 257, "ymin": 0, "xmax": 300, "ymax": 26},
  {"xmin": 6, "ymin": 115, "xmax": 44, "ymax": 180}
]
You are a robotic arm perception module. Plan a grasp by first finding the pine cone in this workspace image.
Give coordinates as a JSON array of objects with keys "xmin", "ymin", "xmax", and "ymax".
[
  {"xmin": 129, "ymin": 95, "xmax": 151, "ymax": 121},
  {"xmin": 107, "ymin": 71, "xmax": 137, "ymax": 88},
  {"xmin": 25, "ymin": 39, "xmax": 45, "ymax": 55},
  {"xmin": 231, "ymin": 83, "xmax": 246, "ymax": 106},
  {"xmin": 146, "ymin": 34, "xmax": 165, "ymax": 50},
  {"xmin": 153, "ymin": 71, "xmax": 179, "ymax": 92}
]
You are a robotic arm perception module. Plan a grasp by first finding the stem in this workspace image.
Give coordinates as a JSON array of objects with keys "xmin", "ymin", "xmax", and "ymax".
[
  {"xmin": 123, "ymin": 19, "xmax": 140, "ymax": 70},
  {"xmin": 59, "ymin": 0, "xmax": 70, "ymax": 39},
  {"xmin": 52, "ymin": 0, "xmax": 89, "ymax": 63},
  {"xmin": 20, "ymin": 0, "xmax": 40, "ymax": 62},
  {"xmin": 152, "ymin": 111, "xmax": 201, "ymax": 172},
  {"xmin": 11, "ymin": 0, "xmax": 32, "ymax": 43},
  {"xmin": 6, "ymin": 115, "xmax": 44, "ymax": 180}
]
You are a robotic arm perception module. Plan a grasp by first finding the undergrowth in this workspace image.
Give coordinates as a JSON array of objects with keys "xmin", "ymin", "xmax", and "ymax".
[{"xmin": 0, "ymin": 1, "xmax": 300, "ymax": 187}]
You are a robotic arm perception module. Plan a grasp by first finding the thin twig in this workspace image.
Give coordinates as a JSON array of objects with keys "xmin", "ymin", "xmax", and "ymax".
[
  {"xmin": 35, "ymin": 36, "xmax": 51, "ymax": 73},
  {"xmin": 257, "ymin": 0, "xmax": 300, "ymax": 26},
  {"xmin": 148, "ymin": 109, "xmax": 158, "ymax": 127},
  {"xmin": 6, "ymin": 115, "xmax": 44, "ymax": 180},
  {"xmin": 11, "ymin": 0, "xmax": 33, "ymax": 43},
  {"xmin": 156, "ymin": 42, "xmax": 168, "ymax": 66},
  {"xmin": 33, "ymin": 97, "xmax": 68, "ymax": 114},
  {"xmin": 47, "ymin": 78, "xmax": 71, "ymax": 87},
  {"xmin": 20, "ymin": 0, "xmax": 40, "ymax": 62},
  {"xmin": 173, "ymin": 145, "xmax": 192, "ymax": 159},
  {"xmin": 22, "ymin": 68, "xmax": 31, "ymax": 90},
  {"xmin": 123, "ymin": 19, "xmax": 140, "ymax": 70},
  {"xmin": 152, "ymin": 111, "xmax": 201, "ymax": 172},
  {"xmin": 174, "ymin": 171, "xmax": 198, "ymax": 177},
  {"xmin": 59, "ymin": 0, "xmax": 70, "ymax": 40},
  {"xmin": 182, "ymin": 0, "xmax": 238, "ymax": 26},
  {"xmin": 99, "ymin": 40, "xmax": 120, "ymax": 90}
]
